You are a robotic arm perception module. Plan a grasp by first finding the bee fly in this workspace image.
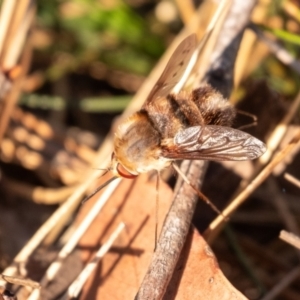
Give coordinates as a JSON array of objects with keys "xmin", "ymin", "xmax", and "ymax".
[{"xmin": 85, "ymin": 34, "xmax": 266, "ymax": 210}]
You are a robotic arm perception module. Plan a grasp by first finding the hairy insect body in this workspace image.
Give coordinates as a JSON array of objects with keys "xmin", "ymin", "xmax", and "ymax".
[
  {"xmin": 114, "ymin": 111, "xmax": 170, "ymax": 175},
  {"xmin": 111, "ymin": 34, "xmax": 265, "ymax": 180},
  {"xmin": 113, "ymin": 85, "xmax": 237, "ymax": 176},
  {"xmin": 83, "ymin": 34, "xmax": 266, "ymax": 204},
  {"xmin": 190, "ymin": 86, "xmax": 236, "ymax": 127}
]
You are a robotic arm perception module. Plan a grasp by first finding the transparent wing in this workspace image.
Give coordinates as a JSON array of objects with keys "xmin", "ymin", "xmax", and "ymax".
[
  {"xmin": 142, "ymin": 34, "xmax": 197, "ymax": 108},
  {"xmin": 162, "ymin": 125, "xmax": 266, "ymax": 161}
]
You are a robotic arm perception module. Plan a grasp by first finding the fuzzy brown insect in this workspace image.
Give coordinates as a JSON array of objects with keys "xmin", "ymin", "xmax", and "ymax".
[
  {"xmin": 111, "ymin": 34, "xmax": 266, "ymax": 179},
  {"xmin": 85, "ymin": 34, "xmax": 266, "ymax": 202}
]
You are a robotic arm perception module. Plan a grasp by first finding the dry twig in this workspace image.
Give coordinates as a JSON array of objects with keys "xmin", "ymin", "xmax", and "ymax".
[
  {"xmin": 280, "ymin": 230, "xmax": 300, "ymax": 251},
  {"xmin": 205, "ymin": 130, "xmax": 300, "ymax": 241}
]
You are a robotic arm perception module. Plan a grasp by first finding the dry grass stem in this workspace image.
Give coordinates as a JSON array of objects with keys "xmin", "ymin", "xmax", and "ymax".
[
  {"xmin": 282, "ymin": 0, "xmax": 300, "ymax": 23},
  {"xmin": 234, "ymin": 0, "xmax": 270, "ymax": 86},
  {"xmin": 261, "ymin": 267, "xmax": 300, "ymax": 300},
  {"xmin": 280, "ymin": 230, "xmax": 300, "ymax": 250},
  {"xmin": 231, "ymin": 88, "xmax": 300, "ymax": 209},
  {"xmin": 0, "ymin": 274, "xmax": 40, "ymax": 290},
  {"xmin": 175, "ymin": 0, "xmax": 195, "ymax": 25},
  {"xmin": 0, "ymin": 0, "xmax": 16, "ymax": 55},
  {"xmin": 259, "ymin": 90, "xmax": 300, "ymax": 165},
  {"xmin": 4, "ymin": 178, "xmax": 79, "ymax": 204},
  {"xmin": 267, "ymin": 178, "xmax": 300, "ymax": 260},
  {"xmin": 205, "ymin": 130, "xmax": 300, "ymax": 242},
  {"xmin": 250, "ymin": 24, "xmax": 300, "ymax": 74},
  {"xmin": 62, "ymin": 223, "xmax": 125, "ymax": 300},
  {"xmin": 284, "ymin": 173, "xmax": 300, "ymax": 189},
  {"xmin": 0, "ymin": 0, "xmax": 35, "ymax": 146},
  {"xmin": 26, "ymin": 178, "xmax": 121, "ymax": 300},
  {"xmin": 1, "ymin": 0, "xmax": 35, "ymax": 70}
]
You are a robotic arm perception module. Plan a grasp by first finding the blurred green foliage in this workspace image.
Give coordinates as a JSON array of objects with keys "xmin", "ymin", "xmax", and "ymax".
[
  {"xmin": 20, "ymin": 93, "xmax": 131, "ymax": 112},
  {"xmin": 36, "ymin": 0, "xmax": 165, "ymax": 81}
]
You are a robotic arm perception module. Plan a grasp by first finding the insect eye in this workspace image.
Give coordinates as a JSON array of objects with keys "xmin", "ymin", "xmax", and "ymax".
[{"xmin": 116, "ymin": 164, "xmax": 137, "ymax": 179}]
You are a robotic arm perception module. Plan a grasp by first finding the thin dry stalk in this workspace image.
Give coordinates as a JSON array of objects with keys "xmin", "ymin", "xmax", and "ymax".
[
  {"xmin": 267, "ymin": 178, "xmax": 300, "ymax": 236},
  {"xmin": 205, "ymin": 130, "xmax": 300, "ymax": 242},
  {"xmin": 0, "ymin": 41, "xmax": 32, "ymax": 154},
  {"xmin": 0, "ymin": 0, "xmax": 35, "ymax": 70},
  {"xmin": 26, "ymin": 178, "xmax": 121, "ymax": 300},
  {"xmin": 280, "ymin": 230, "xmax": 300, "ymax": 250},
  {"xmin": 4, "ymin": 178, "xmax": 79, "ymax": 204},
  {"xmin": 43, "ymin": 138, "xmax": 115, "ymax": 244},
  {"xmin": 0, "ymin": 274, "xmax": 39, "ymax": 290},
  {"xmin": 0, "ymin": 1, "xmax": 35, "ymax": 146},
  {"xmin": 282, "ymin": 0, "xmax": 300, "ymax": 23},
  {"xmin": 233, "ymin": 0, "xmax": 270, "ymax": 86},
  {"xmin": 0, "ymin": 0, "xmax": 16, "ymax": 54},
  {"xmin": 62, "ymin": 223, "xmax": 125, "ymax": 300},
  {"xmin": 191, "ymin": 0, "xmax": 233, "ymax": 83},
  {"xmin": 259, "ymin": 89, "xmax": 300, "ymax": 165},
  {"xmin": 250, "ymin": 24, "xmax": 300, "ymax": 74},
  {"xmin": 260, "ymin": 267, "xmax": 300, "ymax": 300},
  {"xmin": 230, "ymin": 87, "xmax": 300, "ymax": 211},
  {"xmin": 284, "ymin": 173, "xmax": 300, "ymax": 189},
  {"xmin": 175, "ymin": 0, "xmax": 195, "ymax": 25},
  {"xmin": 239, "ymin": 235, "xmax": 291, "ymax": 270}
]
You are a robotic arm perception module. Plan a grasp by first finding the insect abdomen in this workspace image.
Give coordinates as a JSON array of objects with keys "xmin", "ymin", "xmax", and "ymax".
[{"xmin": 191, "ymin": 85, "xmax": 236, "ymax": 127}]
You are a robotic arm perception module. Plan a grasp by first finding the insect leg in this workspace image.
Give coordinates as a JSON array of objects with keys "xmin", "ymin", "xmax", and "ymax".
[
  {"xmin": 154, "ymin": 170, "xmax": 160, "ymax": 251},
  {"xmin": 172, "ymin": 163, "xmax": 228, "ymax": 220},
  {"xmin": 235, "ymin": 109, "xmax": 258, "ymax": 130}
]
